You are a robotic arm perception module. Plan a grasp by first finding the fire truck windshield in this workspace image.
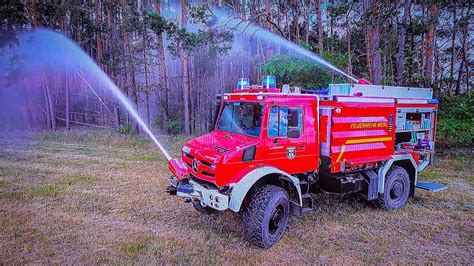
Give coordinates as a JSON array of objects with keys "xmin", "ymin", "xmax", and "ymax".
[{"xmin": 216, "ymin": 102, "xmax": 264, "ymax": 137}]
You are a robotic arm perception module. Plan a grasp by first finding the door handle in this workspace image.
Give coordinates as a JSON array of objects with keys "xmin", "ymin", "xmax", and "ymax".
[{"xmin": 297, "ymin": 145, "xmax": 306, "ymax": 149}]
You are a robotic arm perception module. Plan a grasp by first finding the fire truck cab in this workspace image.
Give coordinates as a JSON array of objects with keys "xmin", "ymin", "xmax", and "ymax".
[{"xmin": 167, "ymin": 77, "xmax": 443, "ymax": 248}]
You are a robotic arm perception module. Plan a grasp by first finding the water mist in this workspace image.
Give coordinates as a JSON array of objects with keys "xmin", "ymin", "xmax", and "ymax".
[{"xmin": 0, "ymin": 29, "xmax": 172, "ymax": 161}]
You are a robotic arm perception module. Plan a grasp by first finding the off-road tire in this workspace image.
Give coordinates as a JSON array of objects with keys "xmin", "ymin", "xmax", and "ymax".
[
  {"xmin": 192, "ymin": 200, "xmax": 217, "ymax": 215},
  {"xmin": 242, "ymin": 185, "xmax": 289, "ymax": 248},
  {"xmin": 379, "ymin": 165, "xmax": 410, "ymax": 210}
]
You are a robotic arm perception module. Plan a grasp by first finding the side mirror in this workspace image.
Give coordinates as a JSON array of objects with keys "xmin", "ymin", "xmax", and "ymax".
[{"xmin": 288, "ymin": 128, "xmax": 300, "ymax": 138}]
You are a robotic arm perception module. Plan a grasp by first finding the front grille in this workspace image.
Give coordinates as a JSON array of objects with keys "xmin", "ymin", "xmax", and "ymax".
[
  {"xmin": 200, "ymin": 160, "xmax": 214, "ymax": 168},
  {"xmin": 189, "ymin": 174, "xmax": 218, "ymax": 189},
  {"xmin": 202, "ymin": 171, "xmax": 215, "ymax": 177}
]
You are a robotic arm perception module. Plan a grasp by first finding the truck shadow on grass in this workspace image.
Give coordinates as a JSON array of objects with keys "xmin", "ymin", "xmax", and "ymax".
[{"xmin": 184, "ymin": 193, "xmax": 380, "ymax": 244}]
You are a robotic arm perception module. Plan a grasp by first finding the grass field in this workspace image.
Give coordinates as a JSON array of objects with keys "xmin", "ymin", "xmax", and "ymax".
[{"xmin": 0, "ymin": 130, "xmax": 472, "ymax": 264}]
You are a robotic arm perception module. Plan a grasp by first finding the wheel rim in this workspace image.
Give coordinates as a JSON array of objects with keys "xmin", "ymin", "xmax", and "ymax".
[
  {"xmin": 268, "ymin": 204, "xmax": 284, "ymax": 235},
  {"xmin": 389, "ymin": 176, "xmax": 405, "ymax": 203}
]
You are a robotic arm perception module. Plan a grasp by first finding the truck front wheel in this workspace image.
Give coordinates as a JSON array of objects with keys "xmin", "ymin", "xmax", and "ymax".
[
  {"xmin": 242, "ymin": 185, "xmax": 289, "ymax": 248},
  {"xmin": 379, "ymin": 165, "xmax": 410, "ymax": 210}
]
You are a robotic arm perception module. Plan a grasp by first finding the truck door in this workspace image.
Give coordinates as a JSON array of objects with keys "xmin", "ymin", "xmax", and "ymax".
[{"xmin": 265, "ymin": 105, "xmax": 308, "ymax": 174}]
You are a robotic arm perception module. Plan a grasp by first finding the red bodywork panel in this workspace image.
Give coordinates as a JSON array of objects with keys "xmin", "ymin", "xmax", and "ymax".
[
  {"xmin": 328, "ymin": 101, "xmax": 396, "ymax": 173},
  {"xmin": 169, "ymin": 90, "xmax": 438, "ymax": 188}
]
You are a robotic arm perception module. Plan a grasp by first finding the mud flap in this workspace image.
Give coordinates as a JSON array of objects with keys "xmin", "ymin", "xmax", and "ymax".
[{"xmin": 362, "ymin": 170, "xmax": 379, "ymax": 201}]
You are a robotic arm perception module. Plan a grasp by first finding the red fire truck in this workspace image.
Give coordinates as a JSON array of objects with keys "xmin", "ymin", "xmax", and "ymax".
[{"xmin": 167, "ymin": 77, "xmax": 445, "ymax": 248}]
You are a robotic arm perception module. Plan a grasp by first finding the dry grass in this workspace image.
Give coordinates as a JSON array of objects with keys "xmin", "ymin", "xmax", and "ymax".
[{"xmin": 0, "ymin": 129, "xmax": 472, "ymax": 264}]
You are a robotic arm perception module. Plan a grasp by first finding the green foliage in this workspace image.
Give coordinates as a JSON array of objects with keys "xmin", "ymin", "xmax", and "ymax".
[
  {"xmin": 146, "ymin": 12, "xmax": 177, "ymax": 35},
  {"xmin": 262, "ymin": 55, "xmax": 329, "ymax": 89},
  {"xmin": 164, "ymin": 119, "xmax": 183, "ymax": 135},
  {"xmin": 437, "ymin": 96, "xmax": 473, "ymax": 148},
  {"xmin": 118, "ymin": 123, "xmax": 135, "ymax": 135},
  {"xmin": 327, "ymin": 3, "xmax": 350, "ymax": 18},
  {"xmin": 153, "ymin": 115, "xmax": 183, "ymax": 135},
  {"xmin": 189, "ymin": 4, "xmax": 213, "ymax": 24},
  {"xmin": 261, "ymin": 44, "xmax": 348, "ymax": 89},
  {"xmin": 146, "ymin": 4, "xmax": 233, "ymax": 58}
]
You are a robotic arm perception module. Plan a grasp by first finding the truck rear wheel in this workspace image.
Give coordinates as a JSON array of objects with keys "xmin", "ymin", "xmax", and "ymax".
[
  {"xmin": 379, "ymin": 165, "xmax": 410, "ymax": 210},
  {"xmin": 192, "ymin": 200, "xmax": 217, "ymax": 215},
  {"xmin": 242, "ymin": 185, "xmax": 289, "ymax": 248}
]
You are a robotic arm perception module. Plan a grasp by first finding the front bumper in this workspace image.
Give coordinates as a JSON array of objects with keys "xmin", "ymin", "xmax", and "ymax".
[{"xmin": 168, "ymin": 176, "xmax": 229, "ymax": 211}]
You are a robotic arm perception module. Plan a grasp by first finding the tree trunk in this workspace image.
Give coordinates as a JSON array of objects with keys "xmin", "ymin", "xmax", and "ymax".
[
  {"xmin": 65, "ymin": 77, "xmax": 70, "ymax": 130},
  {"xmin": 329, "ymin": 0, "xmax": 334, "ymax": 53},
  {"xmin": 419, "ymin": 2, "xmax": 426, "ymax": 77},
  {"xmin": 364, "ymin": 0, "xmax": 373, "ymax": 80},
  {"xmin": 396, "ymin": 0, "xmax": 411, "ymax": 86},
  {"xmin": 285, "ymin": 4, "xmax": 291, "ymax": 40},
  {"xmin": 155, "ymin": 0, "xmax": 169, "ymax": 128},
  {"xmin": 448, "ymin": 4, "xmax": 457, "ymax": 96},
  {"xmin": 461, "ymin": 11, "xmax": 470, "ymax": 96},
  {"xmin": 424, "ymin": 1, "xmax": 437, "ymax": 82},
  {"xmin": 265, "ymin": 0, "xmax": 270, "ymax": 30},
  {"xmin": 181, "ymin": 0, "xmax": 191, "ymax": 135},
  {"xmin": 94, "ymin": 0, "xmax": 103, "ymax": 67},
  {"xmin": 114, "ymin": 104, "xmax": 120, "ymax": 128},
  {"xmin": 43, "ymin": 84, "xmax": 51, "ymax": 130},
  {"xmin": 303, "ymin": 0, "xmax": 309, "ymax": 44},
  {"xmin": 44, "ymin": 79, "xmax": 56, "ymax": 131},
  {"xmin": 455, "ymin": 55, "xmax": 464, "ymax": 95},
  {"xmin": 317, "ymin": 0, "xmax": 323, "ymax": 50},
  {"xmin": 366, "ymin": 27, "xmax": 373, "ymax": 79},
  {"xmin": 106, "ymin": 0, "xmax": 120, "ymax": 129},
  {"xmin": 346, "ymin": 4, "xmax": 353, "ymax": 76},
  {"xmin": 368, "ymin": 0, "xmax": 382, "ymax": 84},
  {"xmin": 294, "ymin": 4, "xmax": 300, "ymax": 44},
  {"xmin": 264, "ymin": 0, "xmax": 271, "ymax": 58},
  {"xmin": 121, "ymin": 0, "xmax": 139, "ymax": 133},
  {"xmin": 142, "ymin": 7, "xmax": 151, "ymax": 129},
  {"xmin": 407, "ymin": 23, "xmax": 415, "ymax": 83}
]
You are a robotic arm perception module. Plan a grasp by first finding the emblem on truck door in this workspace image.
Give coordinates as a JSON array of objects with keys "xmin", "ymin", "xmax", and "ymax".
[
  {"xmin": 287, "ymin": 147, "xmax": 296, "ymax": 159},
  {"xmin": 192, "ymin": 158, "xmax": 199, "ymax": 173}
]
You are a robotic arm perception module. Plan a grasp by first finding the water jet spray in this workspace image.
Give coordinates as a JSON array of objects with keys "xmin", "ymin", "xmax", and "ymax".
[{"xmin": 213, "ymin": 10, "xmax": 361, "ymax": 84}]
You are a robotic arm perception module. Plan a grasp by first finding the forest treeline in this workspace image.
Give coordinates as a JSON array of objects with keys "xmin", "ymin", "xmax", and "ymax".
[{"xmin": 0, "ymin": 0, "xmax": 472, "ymax": 146}]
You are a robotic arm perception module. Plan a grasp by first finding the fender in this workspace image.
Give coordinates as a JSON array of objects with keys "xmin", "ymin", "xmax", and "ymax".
[
  {"xmin": 228, "ymin": 166, "xmax": 302, "ymax": 212},
  {"xmin": 378, "ymin": 153, "xmax": 418, "ymax": 193}
]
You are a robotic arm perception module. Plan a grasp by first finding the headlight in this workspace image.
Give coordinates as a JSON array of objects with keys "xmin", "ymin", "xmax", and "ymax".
[{"xmin": 181, "ymin": 145, "xmax": 191, "ymax": 154}]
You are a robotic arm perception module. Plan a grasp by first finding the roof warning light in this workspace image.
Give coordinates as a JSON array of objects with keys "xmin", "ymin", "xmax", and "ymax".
[
  {"xmin": 262, "ymin": 76, "xmax": 276, "ymax": 89},
  {"xmin": 237, "ymin": 78, "xmax": 250, "ymax": 90}
]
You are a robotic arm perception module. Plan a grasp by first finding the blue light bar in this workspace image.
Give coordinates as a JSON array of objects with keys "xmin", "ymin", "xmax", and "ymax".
[
  {"xmin": 262, "ymin": 75, "xmax": 276, "ymax": 89},
  {"xmin": 237, "ymin": 78, "xmax": 250, "ymax": 90}
]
